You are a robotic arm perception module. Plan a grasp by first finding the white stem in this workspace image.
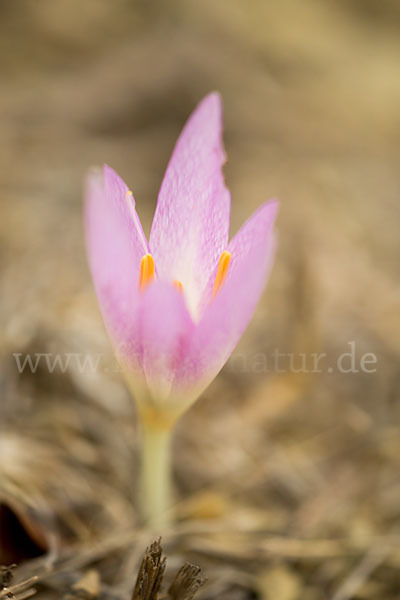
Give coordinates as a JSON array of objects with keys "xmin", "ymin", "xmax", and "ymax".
[{"xmin": 139, "ymin": 422, "xmax": 173, "ymax": 529}]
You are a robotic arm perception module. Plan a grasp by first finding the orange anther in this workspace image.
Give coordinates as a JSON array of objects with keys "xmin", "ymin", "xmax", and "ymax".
[
  {"xmin": 212, "ymin": 251, "xmax": 231, "ymax": 298},
  {"xmin": 173, "ymin": 280, "xmax": 183, "ymax": 294},
  {"xmin": 139, "ymin": 254, "xmax": 155, "ymax": 290}
]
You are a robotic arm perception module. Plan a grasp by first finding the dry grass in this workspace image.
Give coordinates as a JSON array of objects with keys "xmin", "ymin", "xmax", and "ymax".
[{"xmin": 0, "ymin": 1, "xmax": 399, "ymax": 598}]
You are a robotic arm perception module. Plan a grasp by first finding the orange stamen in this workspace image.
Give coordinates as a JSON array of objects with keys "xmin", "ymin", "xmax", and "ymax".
[
  {"xmin": 139, "ymin": 254, "xmax": 155, "ymax": 290},
  {"xmin": 212, "ymin": 251, "xmax": 231, "ymax": 298},
  {"xmin": 173, "ymin": 280, "xmax": 183, "ymax": 294}
]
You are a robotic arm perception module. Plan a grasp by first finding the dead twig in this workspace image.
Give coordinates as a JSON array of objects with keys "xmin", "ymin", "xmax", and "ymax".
[
  {"xmin": 132, "ymin": 539, "xmax": 166, "ymax": 600},
  {"xmin": 0, "ymin": 576, "xmax": 38, "ymax": 600},
  {"xmin": 168, "ymin": 564, "xmax": 206, "ymax": 600}
]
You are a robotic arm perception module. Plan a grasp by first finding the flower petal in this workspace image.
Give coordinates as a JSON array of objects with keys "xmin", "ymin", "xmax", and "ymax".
[
  {"xmin": 134, "ymin": 281, "xmax": 194, "ymax": 406},
  {"xmin": 85, "ymin": 165, "xmax": 149, "ymax": 356},
  {"xmin": 173, "ymin": 200, "xmax": 278, "ymax": 405},
  {"xmin": 149, "ymin": 92, "xmax": 231, "ymax": 318}
]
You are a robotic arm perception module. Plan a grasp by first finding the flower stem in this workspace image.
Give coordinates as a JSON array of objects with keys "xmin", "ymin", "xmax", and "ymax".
[{"xmin": 139, "ymin": 421, "xmax": 173, "ymax": 529}]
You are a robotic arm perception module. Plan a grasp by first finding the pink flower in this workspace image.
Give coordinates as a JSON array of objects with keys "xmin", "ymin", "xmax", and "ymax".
[{"xmin": 85, "ymin": 93, "xmax": 278, "ymax": 425}]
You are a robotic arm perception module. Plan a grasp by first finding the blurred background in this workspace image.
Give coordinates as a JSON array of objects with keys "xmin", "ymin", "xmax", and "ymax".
[{"xmin": 0, "ymin": 1, "xmax": 399, "ymax": 598}]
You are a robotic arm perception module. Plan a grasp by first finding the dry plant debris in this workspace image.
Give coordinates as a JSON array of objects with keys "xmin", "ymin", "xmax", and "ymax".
[
  {"xmin": 132, "ymin": 539, "xmax": 205, "ymax": 600},
  {"xmin": 167, "ymin": 564, "xmax": 206, "ymax": 600},
  {"xmin": 0, "ymin": 0, "xmax": 400, "ymax": 598},
  {"xmin": 132, "ymin": 539, "xmax": 166, "ymax": 600},
  {"xmin": 0, "ymin": 566, "xmax": 37, "ymax": 600}
]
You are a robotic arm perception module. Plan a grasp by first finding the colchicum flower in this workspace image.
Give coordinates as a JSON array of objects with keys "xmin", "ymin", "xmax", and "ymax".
[{"xmin": 85, "ymin": 93, "xmax": 278, "ymax": 527}]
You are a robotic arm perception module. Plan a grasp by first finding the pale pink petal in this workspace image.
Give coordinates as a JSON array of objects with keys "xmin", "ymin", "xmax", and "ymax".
[
  {"xmin": 85, "ymin": 165, "xmax": 149, "ymax": 359},
  {"xmin": 135, "ymin": 281, "xmax": 194, "ymax": 403},
  {"xmin": 149, "ymin": 93, "xmax": 230, "ymax": 318},
  {"xmin": 173, "ymin": 200, "xmax": 278, "ymax": 403}
]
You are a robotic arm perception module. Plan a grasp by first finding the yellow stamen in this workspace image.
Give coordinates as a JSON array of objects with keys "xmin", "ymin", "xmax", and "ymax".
[
  {"xmin": 139, "ymin": 254, "xmax": 155, "ymax": 290},
  {"xmin": 173, "ymin": 280, "xmax": 183, "ymax": 294},
  {"xmin": 212, "ymin": 251, "xmax": 231, "ymax": 298}
]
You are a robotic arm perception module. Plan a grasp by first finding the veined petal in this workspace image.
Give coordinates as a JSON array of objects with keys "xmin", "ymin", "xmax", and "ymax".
[
  {"xmin": 149, "ymin": 92, "xmax": 231, "ymax": 319},
  {"xmin": 172, "ymin": 200, "xmax": 279, "ymax": 405},
  {"xmin": 85, "ymin": 165, "xmax": 149, "ymax": 358}
]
